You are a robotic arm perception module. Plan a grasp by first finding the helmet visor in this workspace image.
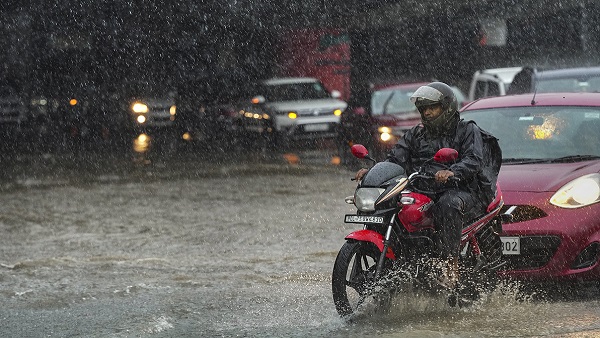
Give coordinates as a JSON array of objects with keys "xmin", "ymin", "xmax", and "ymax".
[{"xmin": 410, "ymin": 86, "xmax": 444, "ymax": 107}]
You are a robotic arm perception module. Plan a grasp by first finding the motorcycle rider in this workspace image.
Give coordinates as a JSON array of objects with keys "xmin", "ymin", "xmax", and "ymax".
[{"xmin": 354, "ymin": 81, "xmax": 497, "ymax": 289}]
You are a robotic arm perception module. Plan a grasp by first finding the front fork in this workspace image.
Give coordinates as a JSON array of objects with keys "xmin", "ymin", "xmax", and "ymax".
[{"xmin": 375, "ymin": 214, "xmax": 396, "ymax": 280}]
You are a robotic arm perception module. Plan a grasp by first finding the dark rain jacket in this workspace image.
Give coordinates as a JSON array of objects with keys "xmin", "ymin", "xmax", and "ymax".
[{"xmin": 386, "ymin": 118, "xmax": 499, "ymax": 205}]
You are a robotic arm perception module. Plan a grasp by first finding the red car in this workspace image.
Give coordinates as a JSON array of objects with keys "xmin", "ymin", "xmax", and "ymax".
[{"xmin": 460, "ymin": 92, "xmax": 600, "ymax": 282}]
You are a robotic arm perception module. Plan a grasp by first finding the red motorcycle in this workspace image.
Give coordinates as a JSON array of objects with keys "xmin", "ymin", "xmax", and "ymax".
[{"xmin": 332, "ymin": 144, "xmax": 509, "ymax": 317}]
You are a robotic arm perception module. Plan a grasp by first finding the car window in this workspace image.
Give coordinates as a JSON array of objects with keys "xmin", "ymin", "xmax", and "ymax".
[
  {"xmin": 261, "ymin": 82, "xmax": 330, "ymax": 101},
  {"xmin": 474, "ymin": 80, "xmax": 502, "ymax": 99},
  {"xmin": 536, "ymin": 76, "xmax": 600, "ymax": 93},
  {"xmin": 474, "ymin": 81, "xmax": 487, "ymax": 99},
  {"xmin": 462, "ymin": 107, "xmax": 600, "ymax": 159},
  {"xmin": 370, "ymin": 88, "xmax": 417, "ymax": 115},
  {"xmin": 588, "ymin": 78, "xmax": 600, "ymax": 92},
  {"xmin": 487, "ymin": 82, "xmax": 501, "ymax": 97}
]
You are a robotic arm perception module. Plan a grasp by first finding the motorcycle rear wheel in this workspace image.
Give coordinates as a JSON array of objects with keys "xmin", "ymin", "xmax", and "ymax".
[{"xmin": 332, "ymin": 240, "xmax": 385, "ymax": 317}]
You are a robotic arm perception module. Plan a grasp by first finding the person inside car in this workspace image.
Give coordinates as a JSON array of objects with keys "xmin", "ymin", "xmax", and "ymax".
[
  {"xmin": 506, "ymin": 66, "xmax": 536, "ymax": 95},
  {"xmin": 354, "ymin": 81, "xmax": 499, "ymax": 289}
]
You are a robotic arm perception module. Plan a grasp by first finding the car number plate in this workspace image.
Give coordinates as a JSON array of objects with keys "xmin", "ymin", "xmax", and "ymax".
[
  {"xmin": 304, "ymin": 123, "xmax": 329, "ymax": 132},
  {"xmin": 345, "ymin": 215, "xmax": 384, "ymax": 224},
  {"xmin": 501, "ymin": 237, "xmax": 520, "ymax": 255}
]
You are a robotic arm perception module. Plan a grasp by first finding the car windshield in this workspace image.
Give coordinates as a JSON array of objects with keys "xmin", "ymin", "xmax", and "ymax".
[
  {"xmin": 371, "ymin": 88, "xmax": 418, "ymax": 116},
  {"xmin": 462, "ymin": 106, "xmax": 600, "ymax": 161},
  {"xmin": 261, "ymin": 82, "xmax": 330, "ymax": 101},
  {"xmin": 536, "ymin": 75, "xmax": 600, "ymax": 93}
]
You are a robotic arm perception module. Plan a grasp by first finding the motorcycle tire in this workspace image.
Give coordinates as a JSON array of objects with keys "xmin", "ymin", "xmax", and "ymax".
[{"xmin": 331, "ymin": 240, "xmax": 383, "ymax": 317}]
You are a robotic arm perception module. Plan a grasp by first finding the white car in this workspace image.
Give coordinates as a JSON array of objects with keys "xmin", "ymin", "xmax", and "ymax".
[
  {"xmin": 468, "ymin": 67, "xmax": 523, "ymax": 101},
  {"xmin": 252, "ymin": 77, "xmax": 347, "ymax": 145}
]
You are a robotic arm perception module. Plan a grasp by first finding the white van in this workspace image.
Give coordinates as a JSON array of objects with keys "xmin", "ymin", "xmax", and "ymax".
[
  {"xmin": 252, "ymin": 77, "xmax": 347, "ymax": 142},
  {"xmin": 468, "ymin": 67, "xmax": 523, "ymax": 101}
]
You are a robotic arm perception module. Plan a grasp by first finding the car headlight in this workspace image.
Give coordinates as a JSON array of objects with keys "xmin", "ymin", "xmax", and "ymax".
[
  {"xmin": 132, "ymin": 102, "xmax": 148, "ymax": 113},
  {"xmin": 378, "ymin": 126, "xmax": 393, "ymax": 142},
  {"xmin": 378, "ymin": 126, "xmax": 392, "ymax": 134},
  {"xmin": 355, "ymin": 188, "xmax": 385, "ymax": 212},
  {"xmin": 550, "ymin": 173, "xmax": 600, "ymax": 208}
]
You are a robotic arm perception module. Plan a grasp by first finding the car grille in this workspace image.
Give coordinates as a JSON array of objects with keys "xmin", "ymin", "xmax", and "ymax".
[
  {"xmin": 146, "ymin": 104, "xmax": 174, "ymax": 125},
  {"xmin": 150, "ymin": 112, "xmax": 172, "ymax": 122},
  {"xmin": 503, "ymin": 235, "xmax": 561, "ymax": 270}
]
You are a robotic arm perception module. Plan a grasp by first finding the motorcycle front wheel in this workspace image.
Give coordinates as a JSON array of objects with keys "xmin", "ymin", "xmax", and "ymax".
[{"xmin": 332, "ymin": 240, "xmax": 385, "ymax": 317}]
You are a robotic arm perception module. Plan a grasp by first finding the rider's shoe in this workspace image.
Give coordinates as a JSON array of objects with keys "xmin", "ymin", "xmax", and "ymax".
[{"xmin": 436, "ymin": 256, "xmax": 459, "ymax": 290}]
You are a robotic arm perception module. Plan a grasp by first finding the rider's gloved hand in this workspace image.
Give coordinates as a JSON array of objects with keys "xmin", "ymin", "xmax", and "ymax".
[
  {"xmin": 355, "ymin": 168, "xmax": 369, "ymax": 181},
  {"xmin": 435, "ymin": 170, "xmax": 454, "ymax": 183}
]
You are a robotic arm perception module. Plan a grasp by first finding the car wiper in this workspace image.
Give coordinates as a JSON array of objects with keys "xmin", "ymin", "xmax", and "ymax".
[
  {"xmin": 502, "ymin": 158, "xmax": 551, "ymax": 164},
  {"xmin": 546, "ymin": 155, "xmax": 600, "ymax": 163}
]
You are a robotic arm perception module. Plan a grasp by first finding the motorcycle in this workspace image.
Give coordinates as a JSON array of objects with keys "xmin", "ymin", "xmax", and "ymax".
[{"xmin": 332, "ymin": 144, "xmax": 509, "ymax": 317}]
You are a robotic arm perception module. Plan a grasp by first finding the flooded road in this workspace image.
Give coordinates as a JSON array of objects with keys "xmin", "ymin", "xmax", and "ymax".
[{"xmin": 2, "ymin": 148, "xmax": 600, "ymax": 337}]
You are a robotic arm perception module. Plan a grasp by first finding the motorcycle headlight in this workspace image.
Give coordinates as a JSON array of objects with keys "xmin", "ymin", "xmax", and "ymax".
[
  {"xmin": 355, "ymin": 188, "xmax": 385, "ymax": 212},
  {"xmin": 550, "ymin": 173, "xmax": 600, "ymax": 208}
]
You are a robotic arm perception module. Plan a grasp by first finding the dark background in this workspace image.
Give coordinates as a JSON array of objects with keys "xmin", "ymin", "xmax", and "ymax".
[
  {"xmin": 2, "ymin": 0, "xmax": 599, "ymax": 94},
  {"xmin": 0, "ymin": 0, "xmax": 599, "ymax": 154}
]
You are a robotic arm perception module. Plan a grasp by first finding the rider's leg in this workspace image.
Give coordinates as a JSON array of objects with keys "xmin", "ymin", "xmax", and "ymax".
[{"xmin": 431, "ymin": 190, "xmax": 484, "ymax": 288}]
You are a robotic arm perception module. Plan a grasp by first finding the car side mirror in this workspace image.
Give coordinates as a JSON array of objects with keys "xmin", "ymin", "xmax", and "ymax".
[
  {"xmin": 331, "ymin": 90, "xmax": 341, "ymax": 99},
  {"xmin": 434, "ymin": 147, "xmax": 459, "ymax": 163},
  {"xmin": 251, "ymin": 95, "xmax": 265, "ymax": 104}
]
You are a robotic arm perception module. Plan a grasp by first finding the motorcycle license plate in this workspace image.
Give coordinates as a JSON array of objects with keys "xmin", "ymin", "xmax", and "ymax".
[
  {"xmin": 345, "ymin": 215, "xmax": 384, "ymax": 224},
  {"xmin": 501, "ymin": 237, "xmax": 520, "ymax": 255}
]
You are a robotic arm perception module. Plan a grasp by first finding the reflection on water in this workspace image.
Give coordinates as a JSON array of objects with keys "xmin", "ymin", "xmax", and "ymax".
[
  {"xmin": 133, "ymin": 133, "xmax": 151, "ymax": 153},
  {"xmin": 130, "ymin": 131, "xmax": 181, "ymax": 163}
]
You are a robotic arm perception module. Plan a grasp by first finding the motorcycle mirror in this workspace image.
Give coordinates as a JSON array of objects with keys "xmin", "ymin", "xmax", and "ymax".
[
  {"xmin": 351, "ymin": 144, "xmax": 376, "ymax": 163},
  {"xmin": 434, "ymin": 148, "xmax": 459, "ymax": 163},
  {"xmin": 351, "ymin": 144, "xmax": 368, "ymax": 158}
]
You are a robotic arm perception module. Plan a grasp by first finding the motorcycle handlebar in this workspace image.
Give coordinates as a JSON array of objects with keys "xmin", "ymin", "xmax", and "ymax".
[{"xmin": 410, "ymin": 173, "xmax": 461, "ymax": 183}]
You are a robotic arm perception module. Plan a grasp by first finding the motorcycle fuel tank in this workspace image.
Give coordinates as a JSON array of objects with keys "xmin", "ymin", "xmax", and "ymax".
[{"xmin": 399, "ymin": 191, "xmax": 434, "ymax": 232}]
